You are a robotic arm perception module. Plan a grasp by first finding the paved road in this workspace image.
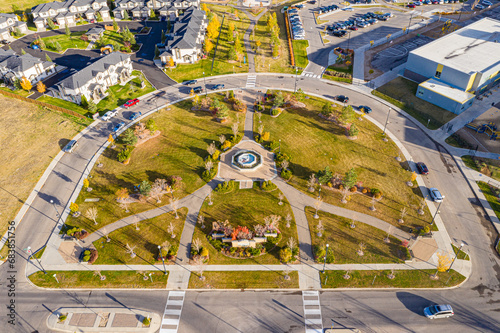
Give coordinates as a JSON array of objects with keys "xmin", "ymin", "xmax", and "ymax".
[{"xmin": 2, "ymin": 74, "xmax": 499, "ymax": 332}]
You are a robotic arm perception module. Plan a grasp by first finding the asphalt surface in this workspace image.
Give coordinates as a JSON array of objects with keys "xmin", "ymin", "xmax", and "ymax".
[{"xmin": 1, "ymin": 73, "xmax": 499, "ymax": 333}]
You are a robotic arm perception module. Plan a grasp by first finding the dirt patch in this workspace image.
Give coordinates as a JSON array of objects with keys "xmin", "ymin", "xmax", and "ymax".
[
  {"xmin": 111, "ymin": 313, "xmax": 139, "ymax": 327},
  {"xmin": 69, "ymin": 313, "xmax": 97, "ymax": 327}
]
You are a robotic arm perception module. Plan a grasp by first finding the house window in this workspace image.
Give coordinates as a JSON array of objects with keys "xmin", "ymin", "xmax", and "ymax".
[
  {"xmin": 435, "ymin": 70, "xmax": 441, "ymax": 78},
  {"xmin": 418, "ymin": 90, "xmax": 424, "ymax": 96}
]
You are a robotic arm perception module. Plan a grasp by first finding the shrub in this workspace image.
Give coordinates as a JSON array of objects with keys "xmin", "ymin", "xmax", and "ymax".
[
  {"xmin": 143, "ymin": 317, "xmax": 151, "ymax": 326},
  {"xmin": 314, "ymin": 245, "xmax": 325, "ymax": 262},
  {"xmin": 361, "ymin": 188, "xmax": 368, "ymax": 194},
  {"xmin": 88, "ymin": 249, "xmax": 98, "ymax": 264},
  {"xmin": 266, "ymin": 235, "xmax": 280, "ymax": 245},
  {"xmin": 261, "ymin": 180, "xmax": 277, "ymax": 191},
  {"xmin": 261, "ymin": 132, "xmax": 270, "ymax": 141},
  {"xmin": 279, "ymin": 247, "xmax": 293, "ymax": 263},
  {"xmin": 321, "ymin": 103, "xmax": 333, "ymax": 117},
  {"xmin": 317, "ymin": 166, "xmax": 333, "ymax": 184},
  {"xmin": 118, "ymin": 147, "xmax": 132, "ymax": 162},
  {"xmin": 275, "ymin": 152, "xmax": 291, "ymax": 167},
  {"xmin": 348, "ymin": 124, "xmax": 359, "ymax": 137},
  {"xmin": 200, "ymin": 247, "xmax": 209, "ymax": 257},
  {"xmin": 271, "ymin": 108, "xmax": 281, "ymax": 116},
  {"xmin": 350, "ymin": 186, "xmax": 357, "ymax": 192},
  {"xmin": 254, "ymin": 135, "xmax": 262, "ymax": 143},
  {"xmin": 146, "ymin": 119, "xmax": 157, "ymax": 133},
  {"xmin": 66, "ymin": 226, "xmax": 82, "ymax": 237},
  {"xmin": 281, "ymin": 169, "xmax": 292, "ymax": 180},
  {"xmin": 374, "ymin": 192, "xmax": 382, "ymax": 199},
  {"xmin": 214, "ymin": 181, "xmax": 235, "ymax": 193},
  {"xmin": 267, "ymin": 140, "xmax": 280, "ymax": 151},
  {"xmin": 69, "ymin": 202, "xmax": 79, "ymax": 213},
  {"xmin": 230, "ymin": 247, "xmax": 237, "ymax": 254},
  {"xmin": 231, "ymin": 133, "xmax": 242, "ymax": 144},
  {"xmin": 58, "ymin": 314, "xmax": 67, "ymax": 322},
  {"xmin": 338, "ymin": 184, "xmax": 344, "ymax": 190},
  {"xmin": 169, "ymin": 244, "xmax": 179, "ymax": 257},
  {"xmin": 202, "ymin": 168, "xmax": 217, "ymax": 182},
  {"xmin": 121, "ymin": 128, "xmax": 138, "ymax": 145},
  {"xmin": 74, "ymin": 230, "xmax": 89, "ymax": 240},
  {"xmin": 222, "ymin": 140, "xmax": 231, "ymax": 150},
  {"xmin": 212, "ymin": 149, "xmax": 220, "ymax": 161},
  {"xmin": 371, "ymin": 188, "xmax": 380, "ymax": 196}
]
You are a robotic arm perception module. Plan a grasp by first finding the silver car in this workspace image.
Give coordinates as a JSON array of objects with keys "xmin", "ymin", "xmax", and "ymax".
[
  {"xmin": 62, "ymin": 140, "xmax": 78, "ymax": 153},
  {"xmin": 424, "ymin": 304, "xmax": 454, "ymax": 319},
  {"xmin": 102, "ymin": 110, "xmax": 118, "ymax": 121}
]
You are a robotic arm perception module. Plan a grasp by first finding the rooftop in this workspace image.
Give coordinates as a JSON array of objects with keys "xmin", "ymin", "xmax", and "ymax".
[
  {"xmin": 420, "ymin": 78, "xmax": 475, "ymax": 103},
  {"xmin": 409, "ymin": 18, "xmax": 500, "ymax": 74}
]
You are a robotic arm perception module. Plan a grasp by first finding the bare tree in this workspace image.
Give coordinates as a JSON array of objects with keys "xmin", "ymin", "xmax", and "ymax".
[
  {"xmin": 357, "ymin": 242, "xmax": 366, "ymax": 256},
  {"xmin": 285, "ymin": 213, "xmax": 292, "ymax": 228},
  {"xmin": 313, "ymin": 197, "xmax": 323, "ymax": 219},
  {"xmin": 307, "ymin": 174, "xmax": 317, "ymax": 192},
  {"xmin": 218, "ymin": 134, "xmax": 226, "ymax": 146},
  {"xmin": 192, "ymin": 238, "xmax": 202, "ymax": 254},
  {"xmin": 258, "ymin": 124, "xmax": 264, "ymax": 135},
  {"xmin": 257, "ymin": 111, "xmax": 262, "ymax": 123},
  {"xmin": 198, "ymin": 215, "xmax": 205, "ymax": 229},
  {"xmin": 399, "ymin": 207, "xmax": 408, "ymax": 224},
  {"xmin": 205, "ymin": 160, "xmax": 214, "ymax": 172},
  {"xmin": 195, "ymin": 256, "xmax": 207, "ymax": 281},
  {"xmin": 283, "ymin": 264, "xmax": 292, "ymax": 281},
  {"xmin": 207, "ymin": 142, "xmax": 216, "ymax": 156},
  {"xmin": 281, "ymin": 159, "xmax": 289, "ymax": 171},
  {"xmin": 370, "ymin": 196, "xmax": 377, "ymax": 211},
  {"xmin": 125, "ymin": 243, "xmax": 136, "ymax": 258},
  {"xmin": 387, "ymin": 269, "xmax": 395, "ymax": 280},
  {"xmin": 119, "ymin": 202, "xmax": 130, "ymax": 213},
  {"xmin": 287, "ymin": 237, "xmax": 297, "ymax": 252},
  {"xmin": 167, "ymin": 222, "xmax": 176, "ymax": 238},
  {"xmin": 278, "ymin": 192, "xmax": 284, "ymax": 205},
  {"xmin": 150, "ymin": 179, "xmax": 167, "ymax": 203},
  {"xmin": 343, "ymin": 270, "xmax": 351, "ymax": 280},
  {"xmin": 133, "ymin": 216, "xmax": 140, "ymax": 231},
  {"xmin": 340, "ymin": 187, "xmax": 350, "ymax": 204},
  {"xmin": 350, "ymin": 219, "xmax": 356, "ymax": 229},
  {"xmin": 231, "ymin": 122, "xmax": 239, "ymax": 137},
  {"xmin": 317, "ymin": 219, "xmax": 324, "ymax": 237},
  {"xmin": 170, "ymin": 197, "xmax": 179, "ymax": 219},
  {"xmin": 138, "ymin": 270, "xmax": 148, "ymax": 280},
  {"xmin": 94, "ymin": 270, "xmax": 106, "ymax": 280},
  {"xmin": 207, "ymin": 188, "xmax": 213, "ymax": 206},
  {"xmin": 85, "ymin": 207, "xmax": 98, "ymax": 225},
  {"xmin": 418, "ymin": 198, "xmax": 426, "ymax": 215},
  {"xmin": 101, "ymin": 227, "xmax": 110, "ymax": 242},
  {"xmin": 384, "ymin": 226, "xmax": 393, "ymax": 243}
]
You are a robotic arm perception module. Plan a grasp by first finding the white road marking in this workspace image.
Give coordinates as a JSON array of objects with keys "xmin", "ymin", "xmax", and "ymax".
[
  {"xmin": 160, "ymin": 291, "xmax": 185, "ymax": 333},
  {"xmin": 302, "ymin": 290, "xmax": 323, "ymax": 333},
  {"xmin": 246, "ymin": 75, "xmax": 257, "ymax": 88}
]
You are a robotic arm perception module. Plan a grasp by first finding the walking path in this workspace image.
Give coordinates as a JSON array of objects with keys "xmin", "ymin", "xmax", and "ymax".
[{"xmin": 241, "ymin": 9, "xmax": 268, "ymax": 73}]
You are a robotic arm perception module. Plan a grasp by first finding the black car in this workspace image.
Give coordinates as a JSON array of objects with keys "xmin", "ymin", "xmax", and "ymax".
[
  {"xmin": 358, "ymin": 105, "xmax": 372, "ymax": 113},
  {"xmin": 336, "ymin": 95, "xmax": 349, "ymax": 103},
  {"xmin": 183, "ymin": 80, "xmax": 197, "ymax": 85},
  {"xmin": 193, "ymin": 86, "xmax": 204, "ymax": 93},
  {"xmin": 417, "ymin": 162, "xmax": 429, "ymax": 175},
  {"xmin": 156, "ymin": 91, "xmax": 166, "ymax": 97},
  {"xmin": 332, "ymin": 30, "xmax": 347, "ymax": 37},
  {"xmin": 211, "ymin": 84, "xmax": 225, "ymax": 90},
  {"xmin": 377, "ymin": 15, "xmax": 388, "ymax": 21}
]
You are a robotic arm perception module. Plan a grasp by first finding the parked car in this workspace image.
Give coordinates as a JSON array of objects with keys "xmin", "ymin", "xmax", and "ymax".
[
  {"xmin": 62, "ymin": 140, "xmax": 78, "ymax": 153},
  {"xmin": 102, "ymin": 110, "xmax": 118, "ymax": 121},
  {"xmin": 424, "ymin": 304, "xmax": 454, "ymax": 319},
  {"xmin": 429, "ymin": 187, "xmax": 444, "ymax": 202},
  {"xmin": 193, "ymin": 86, "xmax": 203, "ymax": 93},
  {"xmin": 482, "ymin": 0, "xmax": 492, "ymax": 4},
  {"xmin": 30, "ymin": 44, "xmax": 39, "ymax": 50},
  {"xmin": 212, "ymin": 84, "xmax": 225, "ymax": 90},
  {"xmin": 407, "ymin": 3, "xmax": 416, "ymax": 7},
  {"xmin": 332, "ymin": 30, "xmax": 347, "ymax": 37},
  {"xmin": 342, "ymin": 7, "xmax": 354, "ymax": 11},
  {"xmin": 308, "ymin": 0, "xmax": 317, "ymax": 4},
  {"xmin": 182, "ymin": 79, "xmax": 197, "ymax": 85},
  {"xmin": 417, "ymin": 162, "xmax": 429, "ymax": 175},
  {"xmin": 368, "ymin": 18, "xmax": 378, "ymax": 24},
  {"xmin": 335, "ymin": 95, "xmax": 349, "ymax": 103},
  {"xmin": 357, "ymin": 21, "xmax": 369, "ymax": 28},
  {"xmin": 358, "ymin": 105, "xmax": 372, "ymax": 113},
  {"xmin": 475, "ymin": 4, "xmax": 485, "ymax": 9},
  {"xmin": 128, "ymin": 111, "xmax": 142, "ymax": 121},
  {"xmin": 414, "ymin": 1, "xmax": 422, "ymax": 5},
  {"xmin": 123, "ymin": 98, "xmax": 139, "ymax": 108},
  {"xmin": 113, "ymin": 122, "xmax": 126, "ymax": 133},
  {"xmin": 378, "ymin": 15, "xmax": 388, "ymax": 21},
  {"xmin": 349, "ymin": 25, "xmax": 358, "ymax": 30}
]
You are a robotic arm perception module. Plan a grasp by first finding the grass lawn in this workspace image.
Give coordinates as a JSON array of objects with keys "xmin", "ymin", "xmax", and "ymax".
[
  {"xmin": 452, "ymin": 244, "xmax": 470, "ymax": 261},
  {"xmin": 462, "ymin": 155, "xmax": 500, "ymax": 182},
  {"xmin": 41, "ymin": 31, "xmax": 89, "ymax": 53},
  {"xmin": 477, "ymin": 181, "xmax": 500, "ymax": 221},
  {"xmin": 253, "ymin": 9, "xmax": 295, "ymax": 74},
  {"xmin": 193, "ymin": 184, "xmax": 298, "ymax": 265},
  {"xmin": 0, "ymin": 95, "xmax": 84, "ymax": 243},
  {"xmin": 64, "ymin": 96, "xmax": 243, "ymax": 232},
  {"xmin": 165, "ymin": 5, "xmax": 250, "ymax": 82},
  {"xmin": 445, "ymin": 132, "xmax": 473, "ymax": 149},
  {"xmin": 306, "ymin": 208, "xmax": 410, "ymax": 264},
  {"xmin": 373, "ymin": 77, "xmax": 457, "ymax": 130},
  {"xmin": 29, "ymin": 270, "xmax": 169, "ymax": 288},
  {"xmin": 292, "ymin": 40, "xmax": 309, "ymax": 69},
  {"xmin": 0, "ymin": 0, "xmax": 52, "ymax": 13},
  {"xmin": 323, "ymin": 63, "xmax": 353, "ymax": 84},
  {"xmin": 96, "ymin": 31, "xmax": 140, "ymax": 53},
  {"xmin": 320, "ymin": 269, "xmax": 466, "ymax": 288},
  {"xmin": 93, "ymin": 208, "xmax": 187, "ymax": 265},
  {"xmin": 189, "ymin": 271, "xmax": 299, "ymax": 289},
  {"xmin": 32, "ymin": 246, "xmax": 46, "ymax": 259},
  {"xmin": 38, "ymin": 70, "xmax": 154, "ymax": 116},
  {"xmin": 256, "ymin": 91, "xmax": 432, "ymax": 230},
  {"xmin": 0, "ymin": 86, "xmax": 32, "ymax": 97}
]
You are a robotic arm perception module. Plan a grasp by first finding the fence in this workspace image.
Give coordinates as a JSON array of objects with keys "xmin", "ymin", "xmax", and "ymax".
[
  {"xmin": 284, "ymin": 12, "xmax": 295, "ymax": 67},
  {"xmin": 0, "ymin": 89, "xmax": 87, "ymax": 119}
]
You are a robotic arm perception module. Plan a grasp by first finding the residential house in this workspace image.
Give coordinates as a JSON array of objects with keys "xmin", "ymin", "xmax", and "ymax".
[
  {"xmin": 0, "ymin": 49, "xmax": 56, "ymax": 85},
  {"xmin": 31, "ymin": 0, "xmax": 110, "ymax": 31},
  {"xmin": 50, "ymin": 52, "xmax": 133, "ymax": 104},
  {"xmin": 159, "ymin": 7, "xmax": 206, "ymax": 65},
  {"xmin": 86, "ymin": 26, "xmax": 105, "ymax": 41},
  {"xmin": 0, "ymin": 14, "xmax": 28, "ymax": 41},
  {"xmin": 112, "ymin": 0, "xmax": 200, "ymax": 20}
]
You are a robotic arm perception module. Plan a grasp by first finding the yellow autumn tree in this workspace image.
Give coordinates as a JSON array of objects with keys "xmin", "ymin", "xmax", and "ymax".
[
  {"xmin": 410, "ymin": 171, "xmax": 417, "ymax": 182},
  {"xmin": 201, "ymin": 3, "xmax": 209, "ymax": 13},
  {"xmin": 20, "ymin": 76, "xmax": 32, "ymax": 91},
  {"xmin": 108, "ymin": 134, "xmax": 115, "ymax": 143},
  {"xmin": 83, "ymin": 178, "xmax": 90, "ymax": 189},
  {"xmin": 204, "ymin": 39, "xmax": 214, "ymax": 54},
  {"xmin": 167, "ymin": 57, "xmax": 175, "ymax": 67},
  {"xmin": 36, "ymin": 81, "xmax": 46, "ymax": 93},
  {"xmin": 431, "ymin": 252, "xmax": 452, "ymax": 280},
  {"xmin": 206, "ymin": 15, "xmax": 220, "ymax": 40}
]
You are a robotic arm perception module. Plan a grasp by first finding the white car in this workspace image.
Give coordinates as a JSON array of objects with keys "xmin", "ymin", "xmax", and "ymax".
[
  {"xmin": 102, "ymin": 110, "xmax": 118, "ymax": 121},
  {"xmin": 342, "ymin": 7, "xmax": 354, "ymax": 11}
]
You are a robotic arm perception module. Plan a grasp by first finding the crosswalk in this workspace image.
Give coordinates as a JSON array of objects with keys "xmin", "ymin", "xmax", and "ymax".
[
  {"xmin": 160, "ymin": 291, "xmax": 185, "ymax": 333},
  {"xmin": 246, "ymin": 74, "xmax": 257, "ymax": 88},
  {"xmin": 302, "ymin": 71, "xmax": 321, "ymax": 78},
  {"xmin": 302, "ymin": 290, "xmax": 323, "ymax": 333}
]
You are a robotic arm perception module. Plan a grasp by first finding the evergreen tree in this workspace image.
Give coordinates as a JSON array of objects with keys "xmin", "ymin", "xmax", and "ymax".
[
  {"xmin": 45, "ymin": 53, "xmax": 52, "ymax": 62},
  {"xmin": 161, "ymin": 30, "xmax": 166, "ymax": 44},
  {"xmin": 123, "ymin": 10, "xmax": 130, "ymax": 20},
  {"xmin": 65, "ymin": 25, "xmax": 70, "ymax": 36}
]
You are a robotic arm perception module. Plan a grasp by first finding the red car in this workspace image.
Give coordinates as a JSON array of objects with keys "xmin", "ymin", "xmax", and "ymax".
[
  {"xmin": 407, "ymin": 3, "xmax": 416, "ymax": 7},
  {"xmin": 417, "ymin": 162, "xmax": 429, "ymax": 175},
  {"xmin": 124, "ymin": 98, "xmax": 139, "ymax": 108},
  {"xmin": 349, "ymin": 26, "xmax": 358, "ymax": 31}
]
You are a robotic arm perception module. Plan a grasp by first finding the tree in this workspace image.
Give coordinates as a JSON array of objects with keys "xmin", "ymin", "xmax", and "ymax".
[
  {"xmin": 150, "ymin": 178, "xmax": 167, "ymax": 203},
  {"xmin": 161, "ymin": 30, "xmax": 166, "ymax": 44},
  {"xmin": 87, "ymin": 99, "xmax": 97, "ymax": 113},
  {"xmin": 227, "ymin": 22, "xmax": 234, "ymax": 42},
  {"xmin": 55, "ymin": 42, "xmax": 62, "ymax": 52},
  {"xmin": 21, "ymin": 48, "xmax": 26, "ymax": 55},
  {"xmin": 85, "ymin": 207, "xmax": 98, "ymax": 225},
  {"xmin": 340, "ymin": 105, "xmax": 355, "ymax": 124},
  {"xmin": 167, "ymin": 57, "xmax": 174, "ymax": 67},
  {"xmin": 112, "ymin": 19, "xmax": 118, "ymax": 31},
  {"xmin": 140, "ymin": 180, "xmax": 152, "ymax": 196},
  {"xmin": 123, "ymin": 10, "xmax": 130, "ymax": 20},
  {"xmin": 235, "ymin": 35, "xmax": 243, "ymax": 55},
  {"xmin": 206, "ymin": 14, "xmax": 220, "ymax": 40},
  {"xmin": 155, "ymin": 45, "xmax": 160, "ymax": 58},
  {"xmin": 96, "ymin": 12, "xmax": 103, "ymax": 22},
  {"xmin": 316, "ymin": 166, "xmax": 332, "ymax": 184},
  {"xmin": 307, "ymin": 174, "xmax": 317, "ymax": 192},
  {"xmin": 37, "ymin": 37, "xmax": 46, "ymax": 49},
  {"xmin": 203, "ymin": 39, "xmax": 214, "ymax": 54},
  {"xmin": 116, "ymin": 188, "xmax": 129, "ymax": 201},
  {"xmin": 65, "ymin": 25, "xmax": 70, "ymax": 36},
  {"xmin": 125, "ymin": 243, "xmax": 136, "ymax": 258},
  {"xmin": 36, "ymin": 81, "xmax": 46, "ymax": 93},
  {"xmin": 228, "ymin": 45, "xmax": 237, "ymax": 61},
  {"xmin": 150, "ymin": 9, "xmax": 156, "ymax": 19},
  {"xmin": 122, "ymin": 128, "xmax": 138, "ymax": 146},
  {"xmin": 255, "ymin": 40, "xmax": 261, "ymax": 50},
  {"xmin": 313, "ymin": 197, "xmax": 322, "ymax": 219},
  {"xmin": 343, "ymin": 168, "xmax": 357, "ymax": 189},
  {"xmin": 69, "ymin": 202, "xmax": 79, "ymax": 214},
  {"xmin": 357, "ymin": 242, "xmax": 366, "ymax": 256},
  {"xmin": 83, "ymin": 178, "xmax": 90, "ymax": 189},
  {"xmin": 192, "ymin": 238, "xmax": 202, "ymax": 254},
  {"xmin": 146, "ymin": 119, "xmax": 157, "ymax": 134},
  {"xmin": 432, "ymin": 252, "xmax": 452, "ymax": 279},
  {"xmin": 45, "ymin": 53, "xmax": 52, "ymax": 62},
  {"xmin": 170, "ymin": 197, "xmax": 179, "ymax": 219},
  {"xmin": 348, "ymin": 124, "xmax": 359, "ymax": 137},
  {"xmin": 321, "ymin": 103, "xmax": 333, "ymax": 117},
  {"xmin": 19, "ymin": 77, "xmax": 31, "ymax": 91},
  {"xmin": 273, "ymin": 91, "xmax": 284, "ymax": 107},
  {"xmin": 47, "ymin": 18, "xmax": 56, "ymax": 30},
  {"xmin": 201, "ymin": 3, "xmax": 209, "ymax": 13},
  {"xmin": 167, "ymin": 221, "xmax": 176, "ymax": 238}
]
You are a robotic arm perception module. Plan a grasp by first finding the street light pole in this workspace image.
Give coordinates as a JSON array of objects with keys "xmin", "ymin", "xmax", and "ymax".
[
  {"xmin": 430, "ymin": 200, "xmax": 443, "ymax": 233},
  {"xmin": 294, "ymin": 67, "xmax": 298, "ymax": 93},
  {"xmin": 149, "ymin": 273, "xmax": 153, "ymax": 283},
  {"xmin": 383, "ymin": 107, "xmax": 391, "ymax": 135},
  {"xmin": 407, "ymin": 12, "xmax": 414, "ymax": 34},
  {"xmin": 347, "ymin": 31, "xmax": 351, "ymax": 53},
  {"xmin": 158, "ymin": 245, "xmax": 167, "ymax": 275},
  {"xmin": 49, "ymin": 199, "xmax": 60, "ymax": 220},
  {"xmin": 448, "ymin": 242, "xmax": 464, "ymax": 272},
  {"xmin": 322, "ymin": 243, "xmax": 329, "ymax": 273},
  {"xmin": 27, "ymin": 246, "xmax": 47, "ymax": 274},
  {"xmin": 202, "ymin": 71, "xmax": 207, "ymax": 96}
]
